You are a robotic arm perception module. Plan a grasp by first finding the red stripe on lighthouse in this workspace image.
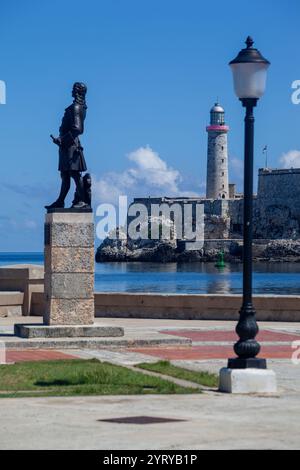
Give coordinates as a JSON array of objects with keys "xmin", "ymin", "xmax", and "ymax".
[{"xmin": 206, "ymin": 125, "xmax": 229, "ymax": 132}]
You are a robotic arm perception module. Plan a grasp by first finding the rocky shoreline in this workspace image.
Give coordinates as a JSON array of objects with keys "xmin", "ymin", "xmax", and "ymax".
[{"xmin": 96, "ymin": 238, "xmax": 300, "ymax": 263}]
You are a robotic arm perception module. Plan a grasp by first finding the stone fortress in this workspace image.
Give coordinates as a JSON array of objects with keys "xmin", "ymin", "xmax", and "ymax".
[{"xmin": 97, "ymin": 103, "xmax": 300, "ymax": 261}]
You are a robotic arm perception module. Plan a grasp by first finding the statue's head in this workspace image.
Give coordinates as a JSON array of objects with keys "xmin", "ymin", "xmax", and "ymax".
[{"xmin": 72, "ymin": 82, "xmax": 87, "ymax": 103}]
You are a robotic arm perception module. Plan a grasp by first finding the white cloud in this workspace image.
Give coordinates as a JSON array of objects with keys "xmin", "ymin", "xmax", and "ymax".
[
  {"xmin": 93, "ymin": 145, "xmax": 199, "ymax": 204},
  {"xmin": 280, "ymin": 150, "xmax": 300, "ymax": 169},
  {"xmin": 127, "ymin": 146, "xmax": 181, "ymax": 193}
]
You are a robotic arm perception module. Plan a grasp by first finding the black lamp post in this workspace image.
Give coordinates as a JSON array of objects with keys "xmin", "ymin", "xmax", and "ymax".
[{"xmin": 228, "ymin": 37, "xmax": 270, "ymax": 369}]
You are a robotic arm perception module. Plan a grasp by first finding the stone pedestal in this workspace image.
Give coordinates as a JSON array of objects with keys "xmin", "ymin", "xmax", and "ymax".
[
  {"xmin": 14, "ymin": 208, "xmax": 124, "ymax": 342},
  {"xmin": 44, "ymin": 210, "xmax": 95, "ymax": 326},
  {"xmin": 219, "ymin": 367, "xmax": 277, "ymax": 394}
]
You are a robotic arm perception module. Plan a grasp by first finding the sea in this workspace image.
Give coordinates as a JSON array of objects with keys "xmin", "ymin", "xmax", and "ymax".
[{"xmin": 1, "ymin": 252, "xmax": 300, "ymax": 295}]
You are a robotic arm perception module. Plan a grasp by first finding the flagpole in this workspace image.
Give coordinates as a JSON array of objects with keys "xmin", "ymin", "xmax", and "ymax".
[{"xmin": 263, "ymin": 145, "xmax": 268, "ymax": 168}]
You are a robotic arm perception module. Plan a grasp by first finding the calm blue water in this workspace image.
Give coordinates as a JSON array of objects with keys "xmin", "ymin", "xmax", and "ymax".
[{"xmin": 1, "ymin": 252, "xmax": 300, "ymax": 295}]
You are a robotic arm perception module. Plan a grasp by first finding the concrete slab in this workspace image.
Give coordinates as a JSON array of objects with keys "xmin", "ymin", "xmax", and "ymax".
[
  {"xmin": 0, "ymin": 383, "xmax": 299, "ymax": 449},
  {"xmin": 1, "ymin": 332, "xmax": 191, "ymax": 350},
  {"xmin": 14, "ymin": 323, "xmax": 124, "ymax": 339}
]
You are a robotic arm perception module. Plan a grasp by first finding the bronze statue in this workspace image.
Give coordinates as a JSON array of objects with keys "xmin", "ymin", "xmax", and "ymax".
[{"xmin": 45, "ymin": 82, "xmax": 91, "ymax": 210}]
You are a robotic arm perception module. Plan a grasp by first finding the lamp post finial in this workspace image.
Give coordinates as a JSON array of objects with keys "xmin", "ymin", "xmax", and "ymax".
[{"xmin": 246, "ymin": 36, "xmax": 254, "ymax": 49}]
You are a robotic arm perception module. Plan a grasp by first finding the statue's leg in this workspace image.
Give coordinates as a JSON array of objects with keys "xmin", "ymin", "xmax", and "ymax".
[
  {"xmin": 71, "ymin": 171, "xmax": 86, "ymax": 207},
  {"xmin": 45, "ymin": 171, "xmax": 71, "ymax": 209},
  {"xmin": 57, "ymin": 171, "xmax": 71, "ymax": 204},
  {"xmin": 72, "ymin": 185, "xmax": 80, "ymax": 206},
  {"xmin": 83, "ymin": 173, "xmax": 92, "ymax": 206}
]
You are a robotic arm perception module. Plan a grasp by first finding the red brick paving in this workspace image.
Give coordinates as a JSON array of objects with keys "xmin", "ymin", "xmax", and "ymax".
[
  {"xmin": 4, "ymin": 329, "xmax": 298, "ymax": 363},
  {"xmin": 130, "ymin": 345, "xmax": 295, "ymax": 360},
  {"xmin": 131, "ymin": 328, "xmax": 300, "ymax": 360},
  {"xmin": 6, "ymin": 350, "xmax": 77, "ymax": 363},
  {"xmin": 160, "ymin": 329, "xmax": 300, "ymax": 342}
]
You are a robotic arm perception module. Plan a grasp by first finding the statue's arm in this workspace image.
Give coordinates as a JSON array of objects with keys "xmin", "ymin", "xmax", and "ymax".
[
  {"xmin": 71, "ymin": 104, "xmax": 84, "ymax": 136},
  {"xmin": 60, "ymin": 105, "xmax": 84, "ymax": 147}
]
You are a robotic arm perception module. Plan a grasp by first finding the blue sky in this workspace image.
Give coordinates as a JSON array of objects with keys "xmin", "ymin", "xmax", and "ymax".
[{"xmin": 0, "ymin": 0, "xmax": 299, "ymax": 251}]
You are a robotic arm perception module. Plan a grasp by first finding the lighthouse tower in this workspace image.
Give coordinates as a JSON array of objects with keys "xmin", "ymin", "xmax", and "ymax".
[{"xmin": 206, "ymin": 103, "xmax": 229, "ymax": 199}]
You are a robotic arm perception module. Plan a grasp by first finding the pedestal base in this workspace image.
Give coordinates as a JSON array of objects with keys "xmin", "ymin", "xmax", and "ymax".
[
  {"xmin": 228, "ymin": 357, "xmax": 267, "ymax": 369},
  {"xmin": 14, "ymin": 324, "xmax": 124, "ymax": 339},
  {"xmin": 219, "ymin": 367, "xmax": 277, "ymax": 394}
]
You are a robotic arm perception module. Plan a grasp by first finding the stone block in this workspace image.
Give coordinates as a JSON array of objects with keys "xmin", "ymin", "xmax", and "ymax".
[
  {"xmin": 46, "ymin": 223, "xmax": 94, "ymax": 248},
  {"xmin": 0, "ymin": 305, "xmax": 22, "ymax": 317},
  {"xmin": 14, "ymin": 323, "xmax": 124, "ymax": 338},
  {"xmin": 0, "ymin": 264, "xmax": 44, "ymax": 280},
  {"xmin": 44, "ymin": 272, "xmax": 94, "ymax": 299},
  {"xmin": 44, "ymin": 297, "xmax": 94, "ymax": 325},
  {"xmin": 45, "ymin": 212, "xmax": 93, "ymax": 224},
  {"xmin": 44, "ymin": 246, "xmax": 94, "ymax": 273},
  {"xmin": 219, "ymin": 367, "xmax": 277, "ymax": 394}
]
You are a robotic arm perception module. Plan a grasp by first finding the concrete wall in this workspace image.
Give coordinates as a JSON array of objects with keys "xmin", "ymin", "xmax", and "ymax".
[
  {"xmin": 0, "ymin": 291, "xmax": 24, "ymax": 317},
  {"xmin": 2, "ymin": 290, "xmax": 300, "ymax": 322},
  {"xmin": 0, "ymin": 265, "xmax": 44, "ymax": 316},
  {"xmin": 93, "ymin": 292, "xmax": 300, "ymax": 322}
]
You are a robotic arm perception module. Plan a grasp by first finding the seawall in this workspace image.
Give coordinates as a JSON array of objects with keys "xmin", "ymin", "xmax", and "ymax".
[{"xmin": 1, "ymin": 264, "xmax": 300, "ymax": 322}]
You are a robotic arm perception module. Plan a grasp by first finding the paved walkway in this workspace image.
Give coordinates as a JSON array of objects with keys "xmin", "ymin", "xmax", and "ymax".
[
  {"xmin": 1, "ymin": 316, "xmax": 300, "ymax": 449},
  {"xmin": 1, "ymin": 316, "xmax": 300, "ymax": 362},
  {"xmin": 0, "ymin": 359, "xmax": 300, "ymax": 450}
]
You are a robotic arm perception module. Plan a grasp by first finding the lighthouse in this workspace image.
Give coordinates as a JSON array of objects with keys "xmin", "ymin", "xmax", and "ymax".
[{"xmin": 206, "ymin": 103, "xmax": 229, "ymax": 199}]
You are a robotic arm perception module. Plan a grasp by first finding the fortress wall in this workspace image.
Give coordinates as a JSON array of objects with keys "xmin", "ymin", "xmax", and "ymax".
[
  {"xmin": 258, "ymin": 169, "xmax": 300, "ymax": 208},
  {"xmin": 255, "ymin": 169, "xmax": 300, "ymax": 238},
  {"xmin": 128, "ymin": 169, "xmax": 300, "ymax": 242}
]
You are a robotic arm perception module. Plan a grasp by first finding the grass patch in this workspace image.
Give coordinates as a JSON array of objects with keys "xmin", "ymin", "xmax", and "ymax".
[
  {"xmin": 0, "ymin": 359, "xmax": 199, "ymax": 398},
  {"xmin": 136, "ymin": 361, "xmax": 218, "ymax": 388}
]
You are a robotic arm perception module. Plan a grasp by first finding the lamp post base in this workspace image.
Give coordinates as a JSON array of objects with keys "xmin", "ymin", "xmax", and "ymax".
[
  {"xmin": 228, "ymin": 357, "xmax": 267, "ymax": 369},
  {"xmin": 219, "ymin": 367, "xmax": 277, "ymax": 394}
]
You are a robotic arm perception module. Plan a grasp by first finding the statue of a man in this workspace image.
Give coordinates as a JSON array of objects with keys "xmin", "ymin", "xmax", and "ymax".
[{"xmin": 45, "ymin": 82, "xmax": 89, "ymax": 210}]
